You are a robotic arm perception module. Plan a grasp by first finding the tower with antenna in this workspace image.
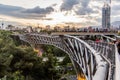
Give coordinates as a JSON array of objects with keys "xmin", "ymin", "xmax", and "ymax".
[{"xmin": 102, "ymin": 0, "xmax": 111, "ymax": 29}]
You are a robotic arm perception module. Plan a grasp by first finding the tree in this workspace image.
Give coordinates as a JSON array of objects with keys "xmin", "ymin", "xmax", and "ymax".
[
  {"xmin": 0, "ymin": 30, "xmax": 75, "ymax": 80},
  {"xmin": 61, "ymin": 55, "xmax": 71, "ymax": 66}
]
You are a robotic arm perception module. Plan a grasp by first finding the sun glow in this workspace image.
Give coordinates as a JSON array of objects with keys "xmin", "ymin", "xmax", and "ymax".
[{"xmin": 43, "ymin": 12, "xmax": 86, "ymax": 26}]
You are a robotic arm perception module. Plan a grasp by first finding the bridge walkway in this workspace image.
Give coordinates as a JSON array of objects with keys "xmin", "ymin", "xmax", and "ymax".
[{"xmin": 19, "ymin": 33, "xmax": 120, "ymax": 80}]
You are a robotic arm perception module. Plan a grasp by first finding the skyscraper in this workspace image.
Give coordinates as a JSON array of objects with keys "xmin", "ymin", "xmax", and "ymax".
[{"xmin": 102, "ymin": 2, "xmax": 111, "ymax": 29}]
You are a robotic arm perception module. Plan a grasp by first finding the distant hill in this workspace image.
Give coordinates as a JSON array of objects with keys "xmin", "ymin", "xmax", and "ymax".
[{"xmin": 111, "ymin": 21, "xmax": 120, "ymax": 28}]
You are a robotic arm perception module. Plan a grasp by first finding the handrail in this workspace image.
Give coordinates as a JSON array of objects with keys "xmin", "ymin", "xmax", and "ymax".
[{"xmin": 101, "ymin": 34, "xmax": 116, "ymax": 41}]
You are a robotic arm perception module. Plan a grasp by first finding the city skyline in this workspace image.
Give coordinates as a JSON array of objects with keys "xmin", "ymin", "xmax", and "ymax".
[{"xmin": 0, "ymin": 0, "xmax": 120, "ymax": 27}]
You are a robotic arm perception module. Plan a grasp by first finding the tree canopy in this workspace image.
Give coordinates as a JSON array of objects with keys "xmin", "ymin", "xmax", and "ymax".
[{"xmin": 0, "ymin": 30, "xmax": 75, "ymax": 80}]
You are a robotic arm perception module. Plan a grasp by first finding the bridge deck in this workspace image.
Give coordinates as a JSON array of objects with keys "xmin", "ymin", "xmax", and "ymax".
[{"xmin": 19, "ymin": 33, "xmax": 120, "ymax": 80}]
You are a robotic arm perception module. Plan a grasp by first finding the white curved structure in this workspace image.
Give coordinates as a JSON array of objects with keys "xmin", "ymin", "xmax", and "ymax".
[{"xmin": 19, "ymin": 33, "xmax": 120, "ymax": 80}]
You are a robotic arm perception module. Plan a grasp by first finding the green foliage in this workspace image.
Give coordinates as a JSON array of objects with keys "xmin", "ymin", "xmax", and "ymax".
[
  {"xmin": 42, "ymin": 45, "xmax": 66, "ymax": 57},
  {"xmin": 61, "ymin": 55, "xmax": 71, "ymax": 66},
  {"xmin": 7, "ymin": 71, "xmax": 25, "ymax": 80},
  {"xmin": 0, "ymin": 30, "xmax": 72, "ymax": 80}
]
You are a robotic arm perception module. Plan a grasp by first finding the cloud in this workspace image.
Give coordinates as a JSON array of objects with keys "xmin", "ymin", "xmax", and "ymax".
[
  {"xmin": 23, "ymin": 6, "xmax": 54, "ymax": 14},
  {"xmin": 112, "ymin": 4, "xmax": 120, "ymax": 16},
  {"xmin": 0, "ymin": 4, "xmax": 54, "ymax": 19},
  {"xmin": 0, "ymin": 4, "xmax": 23, "ymax": 16},
  {"xmin": 75, "ymin": 7, "xmax": 94, "ymax": 15},
  {"xmin": 112, "ymin": 5, "xmax": 120, "ymax": 11},
  {"xmin": 0, "ymin": 4, "xmax": 24, "ymax": 12},
  {"xmin": 41, "ymin": 18, "xmax": 53, "ymax": 20},
  {"xmin": 80, "ymin": 0, "xmax": 90, "ymax": 7},
  {"xmin": 60, "ymin": 0, "xmax": 97, "ymax": 15},
  {"xmin": 60, "ymin": 0, "xmax": 79, "ymax": 11},
  {"xmin": 75, "ymin": 0, "xmax": 96, "ymax": 15}
]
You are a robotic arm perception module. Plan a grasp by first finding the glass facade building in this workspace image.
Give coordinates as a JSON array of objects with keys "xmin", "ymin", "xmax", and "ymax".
[{"xmin": 102, "ymin": 3, "xmax": 111, "ymax": 29}]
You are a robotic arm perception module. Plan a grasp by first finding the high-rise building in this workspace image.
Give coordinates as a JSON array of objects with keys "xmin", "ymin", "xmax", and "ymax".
[{"xmin": 102, "ymin": 2, "xmax": 111, "ymax": 29}]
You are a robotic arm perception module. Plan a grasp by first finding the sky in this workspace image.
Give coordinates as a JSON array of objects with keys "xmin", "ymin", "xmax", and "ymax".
[{"xmin": 0, "ymin": 0, "xmax": 120, "ymax": 28}]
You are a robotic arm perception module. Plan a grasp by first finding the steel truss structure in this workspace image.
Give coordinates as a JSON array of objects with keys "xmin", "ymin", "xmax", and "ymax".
[{"xmin": 19, "ymin": 33, "xmax": 120, "ymax": 80}]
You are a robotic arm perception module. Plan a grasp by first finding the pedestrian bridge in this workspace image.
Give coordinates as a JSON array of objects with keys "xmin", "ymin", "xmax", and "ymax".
[{"xmin": 19, "ymin": 33, "xmax": 120, "ymax": 80}]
